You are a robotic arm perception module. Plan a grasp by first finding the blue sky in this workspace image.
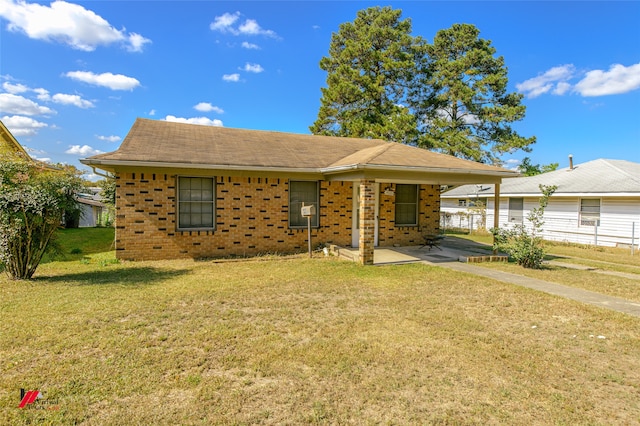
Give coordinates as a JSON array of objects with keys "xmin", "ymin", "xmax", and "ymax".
[{"xmin": 1, "ymin": 0, "xmax": 639, "ymax": 180}]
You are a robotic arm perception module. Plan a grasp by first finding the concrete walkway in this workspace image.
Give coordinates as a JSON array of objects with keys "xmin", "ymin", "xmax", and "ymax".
[
  {"xmin": 437, "ymin": 260, "xmax": 640, "ymax": 318},
  {"xmin": 332, "ymin": 238, "xmax": 640, "ymax": 318}
]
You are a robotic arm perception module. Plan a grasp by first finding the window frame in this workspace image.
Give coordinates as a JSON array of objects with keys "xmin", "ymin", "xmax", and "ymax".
[
  {"xmin": 579, "ymin": 198, "xmax": 601, "ymax": 227},
  {"xmin": 288, "ymin": 180, "xmax": 320, "ymax": 229},
  {"xmin": 508, "ymin": 197, "xmax": 524, "ymax": 223},
  {"xmin": 394, "ymin": 184, "xmax": 419, "ymax": 227},
  {"xmin": 176, "ymin": 176, "xmax": 216, "ymax": 231}
]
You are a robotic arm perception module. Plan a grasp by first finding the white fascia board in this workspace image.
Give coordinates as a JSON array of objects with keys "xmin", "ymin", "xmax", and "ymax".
[
  {"xmin": 442, "ymin": 191, "xmax": 640, "ymax": 198},
  {"xmin": 321, "ymin": 163, "xmax": 516, "ymax": 177}
]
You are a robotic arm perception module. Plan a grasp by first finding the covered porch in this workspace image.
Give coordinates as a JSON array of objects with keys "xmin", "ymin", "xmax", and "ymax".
[{"xmin": 338, "ymin": 174, "xmax": 505, "ymax": 265}]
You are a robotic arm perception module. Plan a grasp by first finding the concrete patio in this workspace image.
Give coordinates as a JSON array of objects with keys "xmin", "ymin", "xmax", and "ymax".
[{"xmin": 329, "ymin": 235, "xmax": 503, "ymax": 265}]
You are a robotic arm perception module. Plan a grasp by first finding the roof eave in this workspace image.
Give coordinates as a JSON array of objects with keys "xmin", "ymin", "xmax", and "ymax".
[
  {"xmin": 442, "ymin": 191, "xmax": 640, "ymax": 198},
  {"xmin": 321, "ymin": 163, "xmax": 518, "ymax": 178},
  {"xmin": 80, "ymin": 158, "xmax": 323, "ymax": 175}
]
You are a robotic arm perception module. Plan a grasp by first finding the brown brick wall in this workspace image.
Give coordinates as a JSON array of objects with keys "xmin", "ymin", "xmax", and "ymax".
[
  {"xmin": 379, "ymin": 183, "xmax": 441, "ymax": 246},
  {"xmin": 114, "ymin": 172, "xmax": 440, "ymax": 260}
]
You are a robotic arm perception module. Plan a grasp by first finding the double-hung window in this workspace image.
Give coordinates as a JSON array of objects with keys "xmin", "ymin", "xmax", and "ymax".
[
  {"xmin": 177, "ymin": 177, "xmax": 215, "ymax": 230},
  {"xmin": 508, "ymin": 198, "xmax": 524, "ymax": 223},
  {"xmin": 580, "ymin": 198, "xmax": 600, "ymax": 226},
  {"xmin": 289, "ymin": 180, "xmax": 319, "ymax": 228},
  {"xmin": 395, "ymin": 184, "xmax": 418, "ymax": 226}
]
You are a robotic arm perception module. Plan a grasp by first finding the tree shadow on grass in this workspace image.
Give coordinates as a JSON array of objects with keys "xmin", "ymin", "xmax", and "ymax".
[{"xmin": 35, "ymin": 266, "xmax": 190, "ymax": 286}]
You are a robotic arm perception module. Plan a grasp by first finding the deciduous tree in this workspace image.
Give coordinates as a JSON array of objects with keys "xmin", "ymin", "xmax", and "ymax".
[{"xmin": 518, "ymin": 157, "xmax": 559, "ymax": 176}]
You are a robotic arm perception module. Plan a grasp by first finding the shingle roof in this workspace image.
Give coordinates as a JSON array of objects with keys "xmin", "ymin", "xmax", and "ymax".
[
  {"xmin": 442, "ymin": 159, "xmax": 640, "ymax": 197},
  {"xmin": 82, "ymin": 118, "xmax": 517, "ymax": 182}
]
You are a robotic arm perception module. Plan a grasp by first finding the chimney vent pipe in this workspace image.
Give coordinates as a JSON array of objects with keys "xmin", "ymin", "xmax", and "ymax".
[{"xmin": 569, "ymin": 154, "xmax": 574, "ymax": 170}]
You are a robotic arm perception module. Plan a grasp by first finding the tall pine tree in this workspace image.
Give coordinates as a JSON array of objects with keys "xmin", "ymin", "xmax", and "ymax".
[
  {"xmin": 413, "ymin": 23, "xmax": 535, "ymax": 163},
  {"xmin": 312, "ymin": 9, "xmax": 535, "ymax": 165},
  {"xmin": 310, "ymin": 6, "xmax": 425, "ymax": 144}
]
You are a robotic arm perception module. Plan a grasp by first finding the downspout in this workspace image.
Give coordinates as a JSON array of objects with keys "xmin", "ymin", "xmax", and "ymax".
[{"xmin": 90, "ymin": 166, "xmax": 111, "ymax": 179}]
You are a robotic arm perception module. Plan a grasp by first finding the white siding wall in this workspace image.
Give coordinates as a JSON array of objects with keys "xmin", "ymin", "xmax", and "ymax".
[
  {"xmin": 598, "ymin": 198, "xmax": 640, "ymax": 246},
  {"xmin": 441, "ymin": 198, "xmax": 486, "ymax": 231},
  {"xmin": 484, "ymin": 196, "xmax": 640, "ymax": 247}
]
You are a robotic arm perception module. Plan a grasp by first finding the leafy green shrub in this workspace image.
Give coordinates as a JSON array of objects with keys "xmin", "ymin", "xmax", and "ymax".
[
  {"xmin": 491, "ymin": 185, "xmax": 557, "ymax": 269},
  {"xmin": 0, "ymin": 160, "xmax": 84, "ymax": 279}
]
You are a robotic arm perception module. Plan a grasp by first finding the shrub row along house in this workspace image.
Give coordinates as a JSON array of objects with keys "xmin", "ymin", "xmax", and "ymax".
[
  {"xmin": 81, "ymin": 118, "xmax": 516, "ymax": 264},
  {"xmin": 442, "ymin": 158, "xmax": 640, "ymax": 248}
]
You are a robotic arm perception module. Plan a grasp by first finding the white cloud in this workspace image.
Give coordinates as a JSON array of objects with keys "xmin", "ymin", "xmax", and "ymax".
[
  {"xmin": 97, "ymin": 135, "xmax": 121, "ymax": 142},
  {"xmin": 0, "ymin": 0, "xmax": 150, "ymax": 52},
  {"xmin": 2, "ymin": 81, "xmax": 28, "ymax": 94},
  {"xmin": 222, "ymin": 73, "xmax": 240, "ymax": 82},
  {"xmin": 126, "ymin": 32, "xmax": 151, "ymax": 53},
  {"xmin": 34, "ymin": 87, "xmax": 50, "ymax": 100},
  {"xmin": 51, "ymin": 93, "xmax": 94, "ymax": 108},
  {"xmin": 163, "ymin": 115, "xmax": 223, "ymax": 127},
  {"xmin": 210, "ymin": 11, "xmax": 278, "ymax": 38},
  {"xmin": 241, "ymin": 41, "xmax": 259, "ymax": 50},
  {"xmin": 518, "ymin": 63, "xmax": 640, "ymax": 98},
  {"xmin": 574, "ymin": 63, "xmax": 640, "ymax": 97},
  {"xmin": 148, "ymin": 109, "xmax": 156, "ymax": 116},
  {"xmin": 0, "ymin": 93, "xmax": 55, "ymax": 115},
  {"xmin": 209, "ymin": 11, "xmax": 240, "ymax": 33},
  {"xmin": 65, "ymin": 144, "xmax": 104, "ymax": 156},
  {"xmin": 65, "ymin": 71, "xmax": 140, "ymax": 90},
  {"xmin": 242, "ymin": 63, "xmax": 264, "ymax": 73},
  {"xmin": 1, "ymin": 114, "xmax": 48, "ymax": 136},
  {"xmin": 238, "ymin": 19, "xmax": 277, "ymax": 38},
  {"xmin": 553, "ymin": 81, "xmax": 572, "ymax": 96},
  {"xmin": 516, "ymin": 65, "xmax": 575, "ymax": 98},
  {"xmin": 194, "ymin": 102, "xmax": 224, "ymax": 114}
]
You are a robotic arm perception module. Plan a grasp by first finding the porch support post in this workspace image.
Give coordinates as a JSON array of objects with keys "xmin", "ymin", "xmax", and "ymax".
[
  {"xmin": 493, "ymin": 182, "xmax": 501, "ymax": 255},
  {"xmin": 358, "ymin": 179, "xmax": 376, "ymax": 265}
]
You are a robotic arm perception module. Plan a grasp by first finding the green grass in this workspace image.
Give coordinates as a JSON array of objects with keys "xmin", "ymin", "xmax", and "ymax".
[
  {"xmin": 449, "ymin": 232, "xmax": 640, "ymax": 271},
  {"xmin": 1, "ymin": 229, "xmax": 639, "ymax": 424},
  {"xmin": 449, "ymin": 232, "xmax": 640, "ymax": 301},
  {"xmin": 42, "ymin": 227, "xmax": 115, "ymax": 264},
  {"xmin": 477, "ymin": 262, "xmax": 640, "ymax": 303}
]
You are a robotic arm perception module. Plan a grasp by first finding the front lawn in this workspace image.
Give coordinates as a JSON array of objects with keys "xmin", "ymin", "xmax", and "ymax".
[{"xmin": 1, "ymin": 229, "xmax": 639, "ymax": 424}]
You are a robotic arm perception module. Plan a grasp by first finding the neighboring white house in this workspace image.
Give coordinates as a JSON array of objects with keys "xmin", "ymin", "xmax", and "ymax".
[
  {"xmin": 441, "ymin": 159, "xmax": 640, "ymax": 248},
  {"xmin": 76, "ymin": 187, "xmax": 112, "ymax": 227}
]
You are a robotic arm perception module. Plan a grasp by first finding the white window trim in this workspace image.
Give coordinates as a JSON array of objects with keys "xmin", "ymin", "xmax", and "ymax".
[
  {"xmin": 508, "ymin": 197, "xmax": 524, "ymax": 224},
  {"xmin": 579, "ymin": 198, "xmax": 601, "ymax": 227}
]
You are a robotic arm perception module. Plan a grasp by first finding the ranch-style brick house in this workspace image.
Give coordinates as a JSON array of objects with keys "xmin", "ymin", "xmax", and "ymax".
[{"xmin": 81, "ymin": 118, "xmax": 516, "ymax": 264}]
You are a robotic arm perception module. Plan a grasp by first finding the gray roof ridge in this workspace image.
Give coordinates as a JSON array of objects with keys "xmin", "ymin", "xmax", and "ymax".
[
  {"xmin": 358, "ymin": 142, "xmax": 394, "ymax": 165},
  {"xmin": 600, "ymin": 159, "xmax": 640, "ymax": 185}
]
